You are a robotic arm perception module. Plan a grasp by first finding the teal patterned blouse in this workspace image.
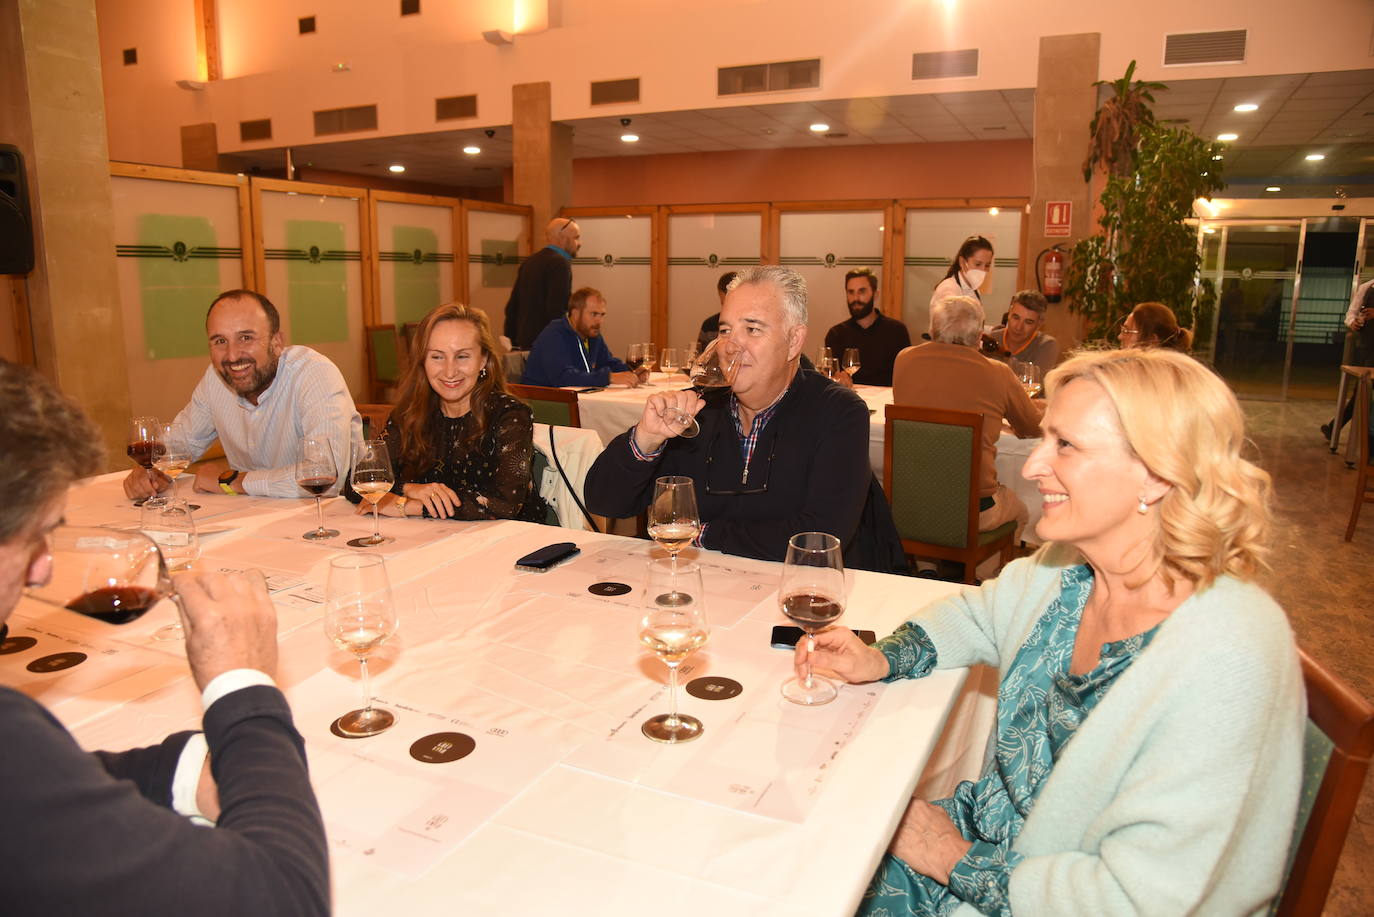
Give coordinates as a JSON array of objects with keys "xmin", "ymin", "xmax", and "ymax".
[{"xmin": 859, "ymin": 564, "xmax": 1160, "ymax": 917}]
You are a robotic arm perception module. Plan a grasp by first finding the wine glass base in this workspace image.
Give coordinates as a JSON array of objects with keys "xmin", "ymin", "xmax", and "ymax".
[
  {"xmin": 654, "ymin": 590, "xmax": 694, "ymax": 607},
  {"xmin": 641, "ymin": 713, "xmax": 704, "ymax": 743},
  {"xmin": 346, "ymin": 535, "xmax": 394, "ymax": 547},
  {"xmin": 303, "ymin": 528, "xmax": 340, "ymax": 540},
  {"xmin": 334, "ymin": 707, "xmax": 395, "ymax": 737},
  {"xmin": 780, "ymin": 676, "xmax": 838, "ymax": 706},
  {"xmin": 153, "ymin": 621, "xmax": 185, "ymax": 642}
]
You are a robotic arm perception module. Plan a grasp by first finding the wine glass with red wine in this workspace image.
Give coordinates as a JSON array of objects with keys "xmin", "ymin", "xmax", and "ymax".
[
  {"xmin": 296, "ymin": 435, "xmax": 340, "ymax": 541},
  {"xmin": 25, "ymin": 526, "xmax": 172, "ymax": 626},
  {"xmin": 778, "ymin": 531, "xmax": 846, "ymax": 706},
  {"xmin": 127, "ymin": 416, "xmax": 165, "ymax": 502}
]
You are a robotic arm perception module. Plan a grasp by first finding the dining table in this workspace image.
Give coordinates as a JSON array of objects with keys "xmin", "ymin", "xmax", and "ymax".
[
  {"xmin": 5, "ymin": 472, "xmax": 981, "ymax": 917},
  {"xmin": 571, "ymin": 377, "xmax": 1046, "ymax": 541}
]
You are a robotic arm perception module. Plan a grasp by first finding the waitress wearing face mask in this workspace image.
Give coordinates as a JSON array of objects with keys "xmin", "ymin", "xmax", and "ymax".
[{"xmin": 931, "ymin": 235, "xmax": 994, "ymax": 313}]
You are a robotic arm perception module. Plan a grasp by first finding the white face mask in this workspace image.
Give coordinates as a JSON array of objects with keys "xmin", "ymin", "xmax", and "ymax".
[{"xmin": 963, "ymin": 268, "xmax": 988, "ymax": 290}]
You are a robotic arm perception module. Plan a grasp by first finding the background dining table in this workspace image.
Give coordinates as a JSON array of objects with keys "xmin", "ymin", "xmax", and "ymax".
[{"xmin": 4, "ymin": 472, "xmax": 988, "ymax": 917}]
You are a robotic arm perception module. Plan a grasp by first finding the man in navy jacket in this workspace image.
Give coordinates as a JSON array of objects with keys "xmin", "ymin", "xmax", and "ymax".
[{"xmin": 521, "ymin": 287, "xmax": 645, "ymax": 388}]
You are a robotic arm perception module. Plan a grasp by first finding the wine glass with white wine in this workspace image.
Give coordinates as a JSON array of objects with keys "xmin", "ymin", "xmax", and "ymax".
[
  {"xmin": 647, "ymin": 476, "xmax": 700, "ymax": 605},
  {"xmin": 778, "ymin": 531, "xmax": 846, "ymax": 706},
  {"xmin": 639, "ymin": 557, "xmax": 709, "ymax": 744},
  {"xmin": 152, "ymin": 423, "xmax": 195, "ymax": 508},
  {"xmin": 348, "ymin": 439, "xmax": 395, "ymax": 547},
  {"xmin": 842, "ymin": 347, "xmax": 862, "ymax": 381},
  {"xmin": 324, "ymin": 554, "xmax": 398, "ymax": 737}
]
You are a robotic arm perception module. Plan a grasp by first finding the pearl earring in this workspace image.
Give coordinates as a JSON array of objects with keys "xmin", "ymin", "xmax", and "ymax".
[{"xmin": 1137, "ymin": 498, "xmax": 1149, "ymax": 514}]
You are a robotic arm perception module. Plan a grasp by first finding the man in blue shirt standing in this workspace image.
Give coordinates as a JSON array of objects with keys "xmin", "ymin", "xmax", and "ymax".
[
  {"xmin": 521, "ymin": 287, "xmax": 646, "ymax": 388},
  {"xmin": 503, "ymin": 217, "xmax": 581, "ymax": 348}
]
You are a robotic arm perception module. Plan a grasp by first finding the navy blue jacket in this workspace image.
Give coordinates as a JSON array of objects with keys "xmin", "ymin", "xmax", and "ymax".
[{"xmin": 521, "ymin": 316, "xmax": 631, "ymax": 387}]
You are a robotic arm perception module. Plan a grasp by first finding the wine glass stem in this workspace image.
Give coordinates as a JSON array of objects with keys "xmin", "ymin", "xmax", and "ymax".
[
  {"xmin": 804, "ymin": 634, "xmax": 815, "ymax": 689},
  {"xmin": 358, "ymin": 655, "xmax": 373, "ymax": 713},
  {"xmin": 314, "ymin": 495, "xmax": 326, "ymax": 534},
  {"xmin": 371, "ymin": 501, "xmax": 381, "ymax": 541},
  {"xmin": 666, "ymin": 661, "xmax": 680, "ymax": 728}
]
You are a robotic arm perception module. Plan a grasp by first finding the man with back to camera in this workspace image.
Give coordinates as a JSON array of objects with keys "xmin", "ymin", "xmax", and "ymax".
[
  {"xmin": 585, "ymin": 266, "xmax": 904, "ymax": 569},
  {"xmin": 823, "ymin": 267, "xmax": 911, "ymax": 387},
  {"xmin": 0, "ymin": 359, "xmax": 329, "ymax": 915},
  {"xmin": 123, "ymin": 289, "xmax": 361, "ymax": 501},
  {"xmin": 892, "ymin": 295, "xmax": 1042, "ymax": 537},
  {"xmin": 503, "ymin": 216, "xmax": 581, "ymax": 349},
  {"xmin": 521, "ymin": 287, "xmax": 647, "ymax": 389},
  {"xmin": 982, "ymin": 289, "xmax": 1061, "ymax": 373}
]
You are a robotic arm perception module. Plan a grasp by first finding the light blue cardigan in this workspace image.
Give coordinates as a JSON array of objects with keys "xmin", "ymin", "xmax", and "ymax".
[{"xmin": 909, "ymin": 544, "xmax": 1305, "ymax": 916}]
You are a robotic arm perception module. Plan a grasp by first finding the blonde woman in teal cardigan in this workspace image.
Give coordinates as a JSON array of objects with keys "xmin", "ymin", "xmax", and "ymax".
[{"xmin": 801, "ymin": 348, "xmax": 1304, "ymax": 916}]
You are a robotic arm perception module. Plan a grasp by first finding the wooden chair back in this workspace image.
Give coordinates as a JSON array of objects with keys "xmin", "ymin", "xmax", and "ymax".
[{"xmin": 508, "ymin": 383, "xmax": 582, "ymax": 428}]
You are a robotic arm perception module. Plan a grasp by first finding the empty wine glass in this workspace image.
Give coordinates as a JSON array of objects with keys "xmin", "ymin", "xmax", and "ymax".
[
  {"xmin": 778, "ymin": 532, "xmax": 846, "ymax": 706},
  {"xmin": 126, "ymin": 416, "xmax": 164, "ymax": 503},
  {"xmin": 639, "ymin": 558, "xmax": 709, "ymax": 744},
  {"xmin": 687, "ymin": 335, "xmax": 743, "ymax": 390},
  {"xmin": 139, "ymin": 500, "xmax": 200, "ymax": 641},
  {"xmin": 324, "ymin": 554, "xmax": 398, "ymax": 737},
  {"xmin": 296, "ymin": 435, "xmax": 340, "ymax": 541},
  {"xmin": 348, "ymin": 439, "xmax": 395, "ymax": 547},
  {"xmin": 26, "ymin": 526, "xmax": 172, "ymax": 626},
  {"xmin": 647, "ymin": 476, "xmax": 700, "ymax": 597},
  {"xmin": 842, "ymin": 347, "xmax": 862, "ymax": 380},
  {"xmin": 819, "ymin": 347, "xmax": 836, "ymax": 380}
]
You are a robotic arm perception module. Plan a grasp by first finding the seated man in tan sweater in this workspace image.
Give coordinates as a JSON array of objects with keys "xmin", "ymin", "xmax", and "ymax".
[{"xmin": 892, "ymin": 295, "xmax": 1042, "ymax": 535}]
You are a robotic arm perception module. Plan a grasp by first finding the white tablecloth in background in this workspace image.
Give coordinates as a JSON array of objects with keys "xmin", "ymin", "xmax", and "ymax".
[{"xmin": 8, "ymin": 473, "xmax": 982, "ymax": 917}]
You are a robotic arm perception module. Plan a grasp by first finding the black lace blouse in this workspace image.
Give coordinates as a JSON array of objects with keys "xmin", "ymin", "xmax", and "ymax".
[{"xmin": 345, "ymin": 392, "xmax": 551, "ymax": 524}]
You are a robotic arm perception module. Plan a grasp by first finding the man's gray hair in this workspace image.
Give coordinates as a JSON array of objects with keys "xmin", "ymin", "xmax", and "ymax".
[
  {"xmin": 726, "ymin": 266, "xmax": 808, "ymax": 329},
  {"xmin": 930, "ymin": 295, "xmax": 984, "ymax": 346}
]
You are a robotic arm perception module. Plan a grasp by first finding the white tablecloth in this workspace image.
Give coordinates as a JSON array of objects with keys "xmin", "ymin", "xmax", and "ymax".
[{"xmin": 9, "ymin": 473, "xmax": 981, "ymax": 917}]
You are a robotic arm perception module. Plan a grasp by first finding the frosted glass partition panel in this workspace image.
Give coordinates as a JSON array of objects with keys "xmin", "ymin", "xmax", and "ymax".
[
  {"xmin": 466, "ymin": 208, "xmax": 528, "ymax": 343},
  {"xmin": 375, "ymin": 200, "xmax": 456, "ymax": 327},
  {"xmin": 257, "ymin": 188, "xmax": 366, "ymax": 399},
  {"xmin": 904, "ymin": 209, "xmax": 1022, "ymax": 338},
  {"xmin": 667, "ymin": 212, "xmax": 761, "ymax": 354},
  {"xmin": 778, "ymin": 211, "xmax": 884, "ymax": 358},
  {"xmin": 570, "ymin": 215, "xmax": 651, "ymax": 361},
  {"xmin": 111, "ymin": 174, "xmax": 248, "ymax": 422}
]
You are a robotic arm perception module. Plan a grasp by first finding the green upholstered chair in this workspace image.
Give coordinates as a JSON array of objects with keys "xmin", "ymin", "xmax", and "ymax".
[
  {"xmin": 1272, "ymin": 649, "xmax": 1374, "ymax": 916},
  {"xmin": 508, "ymin": 383, "xmax": 582, "ymax": 428},
  {"xmin": 365, "ymin": 324, "xmax": 402, "ymax": 404},
  {"xmin": 883, "ymin": 404, "xmax": 1017, "ymax": 585}
]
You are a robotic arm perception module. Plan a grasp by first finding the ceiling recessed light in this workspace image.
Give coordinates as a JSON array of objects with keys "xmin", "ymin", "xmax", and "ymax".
[
  {"xmin": 388, "ymin": 164, "xmax": 406, "ymax": 173},
  {"xmin": 620, "ymin": 133, "xmax": 639, "ymax": 143},
  {"xmin": 987, "ymin": 207, "xmax": 1000, "ymax": 216},
  {"xmin": 1233, "ymin": 103, "xmax": 1259, "ymax": 112},
  {"xmin": 809, "ymin": 122, "xmax": 829, "ymax": 132},
  {"xmin": 1217, "ymin": 133, "xmax": 1238, "ymax": 142},
  {"xmin": 1266, "ymin": 186, "xmax": 1282, "ymax": 192},
  {"xmin": 1203, "ymin": 227, "xmax": 1217, "ymax": 234},
  {"xmin": 462, "ymin": 145, "xmax": 481, "ymax": 155},
  {"xmin": 1305, "ymin": 153, "xmax": 1326, "ymax": 161}
]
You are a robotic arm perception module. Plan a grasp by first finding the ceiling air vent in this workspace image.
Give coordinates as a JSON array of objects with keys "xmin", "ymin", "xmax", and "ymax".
[
  {"xmin": 912, "ymin": 49, "xmax": 978, "ymax": 80},
  {"xmin": 239, "ymin": 119, "xmax": 272, "ymax": 142},
  {"xmin": 435, "ymin": 94, "xmax": 477, "ymax": 121},
  {"xmin": 313, "ymin": 104, "xmax": 378, "ymax": 136},
  {"xmin": 718, "ymin": 58, "xmax": 820, "ymax": 96},
  {"xmin": 591, "ymin": 78, "xmax": 640, "ymax": 106},
  {"xmin": 1164, "ymin": 29, "xmax": 1246, "ymax": 66}
]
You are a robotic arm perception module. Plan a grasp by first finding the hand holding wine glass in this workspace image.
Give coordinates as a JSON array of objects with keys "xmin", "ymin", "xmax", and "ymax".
[
  {"xmin": 324, "ymin": 554, "xmax": 398, "ymax": 737},
  {"xmin": 348, "ymin": 439, "xmax": 395, "ymax": 547},
  {"xmin": 639, "ymin": 558, "xmax": 709, "ymax": 744},
  {"xmin": 778, "ymin": 531, "xmax": 846, "ymax": 706},
  {"xmin": 632, "ymin": 390, "xmax": 706, "ymax": 451},
  {"xmin": 297, "ymin": 435, "xmax": 340, "ymax": 541},
  {"xmin": 26, "ymin": 526, "xmax": 172, "ymax": 625}
]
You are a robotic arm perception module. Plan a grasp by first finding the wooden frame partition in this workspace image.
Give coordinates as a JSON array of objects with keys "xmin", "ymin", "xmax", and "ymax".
[
  {"xmin": 365, "ymin": 188, "xmax": 463, "ymax": 320},
  {"xmin": 896, "ymin": 197, "xmax": 1033, "ymax": 292},
  {"xmin": 562, "ymin": 204, "xmax": 662, "ymax": 344},
  {"xmin": 769, "ymin": 199, "xmax": 895, "ymax": 330},
  {"xmin": 461, "ymin": 199, "xmax": 535, "ymax": 306}
]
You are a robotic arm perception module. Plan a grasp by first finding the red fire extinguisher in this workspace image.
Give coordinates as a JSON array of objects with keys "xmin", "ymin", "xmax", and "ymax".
[{"xmin": 1037, "ymin": 246, "xmax": 1065, "ymax": 304}]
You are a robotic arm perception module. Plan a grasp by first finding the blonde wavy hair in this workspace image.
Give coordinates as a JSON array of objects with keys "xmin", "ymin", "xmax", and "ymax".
[{"xmin": 1045, "ymin": 348, "xmax": 1271, "ymax": 589}]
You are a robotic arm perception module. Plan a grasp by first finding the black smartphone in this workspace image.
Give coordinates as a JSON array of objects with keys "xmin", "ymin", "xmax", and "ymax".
[
  {"xmin": 575, "ymin": 387, "xmax": 605, "ymax": 393},
  {"xmin": 515, "ymin": 542, "xmax": 581, "ymax": 571},
  {"xmin": 770, "ymin": 624, "xmax": 876, "ymax": 649}
]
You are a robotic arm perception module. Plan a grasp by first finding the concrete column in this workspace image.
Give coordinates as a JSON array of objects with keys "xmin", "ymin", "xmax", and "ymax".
[
  {"xmin": 511, "ymin": 82, "xmax": 572, "ymax": 229},
  {"xmin": 0, "ymin": 0, "xmax": 132, "ymax": 468},
  {"xmin": 1028, "ymin": 33, "xmax": 1101, "ymax": 351},
  {"xmin": 181, "ymin": 122, "xmax": 221, "ymax": 171}
]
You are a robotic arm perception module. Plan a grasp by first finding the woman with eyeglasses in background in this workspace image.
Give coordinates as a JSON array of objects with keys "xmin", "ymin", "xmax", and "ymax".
[{"xmin": 1118, "ymin": 301, "xmax": 1193, "ymax": 352}]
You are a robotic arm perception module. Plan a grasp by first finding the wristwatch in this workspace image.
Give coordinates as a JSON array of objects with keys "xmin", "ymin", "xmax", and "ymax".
[
  {"xmin": 394, "ymin": 495, "xmax": 409, "ymax": 514},
  {"xmin": 218, "ymin": 468, "xmax": 241, "ymax": 495}
]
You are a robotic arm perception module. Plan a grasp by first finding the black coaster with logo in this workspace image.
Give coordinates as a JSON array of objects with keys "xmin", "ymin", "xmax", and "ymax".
[
  {"xmin": 0, "ymin": 635, "xmax": 38, "ymax": 655},
  {"xmin": 686, "ymin": 676, "xmax": 743, "ymax": 700},
  {"xmin": 409, "ymin": 732, "xmax": 476, "ymax": 764},
  {"xmin": 26, "ymin": 652, "xmax": 87, "ymax": 673},
  {"xmin": 588, "ymin": 582, "xmax": 632, "ymax": 597}
]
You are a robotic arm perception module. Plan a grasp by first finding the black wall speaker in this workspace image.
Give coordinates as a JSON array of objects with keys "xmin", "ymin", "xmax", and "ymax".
[{"xmin": 0, "ymin": 144, "xmax": 35, "ymax": 275}]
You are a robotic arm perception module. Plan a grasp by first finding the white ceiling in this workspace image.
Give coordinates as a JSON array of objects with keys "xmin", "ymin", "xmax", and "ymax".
[{"xmin": 221, "ymin": 71, "xmax": 1374, "ymax": 198}]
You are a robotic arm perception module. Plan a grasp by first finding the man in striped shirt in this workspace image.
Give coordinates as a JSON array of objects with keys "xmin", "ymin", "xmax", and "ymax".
[{"xmin": 123, "ymin": 290, "xmax": 361, "ymax": 500}]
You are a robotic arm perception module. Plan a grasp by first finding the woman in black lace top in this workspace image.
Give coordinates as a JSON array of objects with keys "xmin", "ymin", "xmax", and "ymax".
[{"xmin": 345, "ymin": 303, "xmax": 550, "ymax": 523}]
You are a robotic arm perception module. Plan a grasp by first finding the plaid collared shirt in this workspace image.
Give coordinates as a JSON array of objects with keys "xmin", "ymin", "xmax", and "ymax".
[{"xmin": 728, "ymin": 388, "xmax": 787, "ymax": 476}]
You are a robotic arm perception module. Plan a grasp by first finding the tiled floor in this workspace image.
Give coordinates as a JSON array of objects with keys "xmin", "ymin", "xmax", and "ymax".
[{"xmin": 1243, "ymin": 397, "xmax": 1372, "ymax": 916}]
